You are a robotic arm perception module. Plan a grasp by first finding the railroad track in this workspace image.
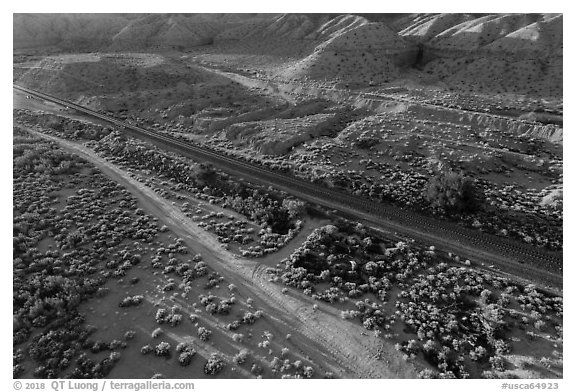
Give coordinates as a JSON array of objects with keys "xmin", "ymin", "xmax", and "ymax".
[{"xmin": 14, "ymin": 84, "xmax": 562, "ymax": 286}]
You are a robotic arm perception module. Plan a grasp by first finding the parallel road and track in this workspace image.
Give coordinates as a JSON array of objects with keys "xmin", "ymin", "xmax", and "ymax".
[
  {"xmin": 14, "ymin": 84, "xmax": 563, "ymax": 289},
  {"xmin": 197, "ymin": 63, "xmax": 555, "ymax": 125}
]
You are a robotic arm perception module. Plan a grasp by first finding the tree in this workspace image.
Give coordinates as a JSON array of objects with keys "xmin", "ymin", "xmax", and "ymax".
[
  {"xmin": 282, "ymin": 199, "xmax": 306, "ymax": 219},
  {"xmin": 425, "ymin": 170, "xmax": 483, "ymax": 214},
  {"xmin": 194, "ymin": 164, "xmax": 217, "ymax": 186}
]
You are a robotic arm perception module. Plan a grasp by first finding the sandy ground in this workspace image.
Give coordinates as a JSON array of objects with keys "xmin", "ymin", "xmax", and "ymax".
[{"xmin": 26, "ymin": 128, "xmax": 417, "ymax": 378}]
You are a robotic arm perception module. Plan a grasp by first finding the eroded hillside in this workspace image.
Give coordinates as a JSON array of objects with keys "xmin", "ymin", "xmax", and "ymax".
[{"xmin": 15, "ymin": 13, "xmax": 562, "ymax": 96}]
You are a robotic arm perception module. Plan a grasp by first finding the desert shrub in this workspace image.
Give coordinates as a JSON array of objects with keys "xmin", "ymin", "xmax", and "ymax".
[
  {"xmin": 13, "ymin": 364, "xmax": 25, "ymax": 378},
  {"xmin": 418, "ymin": 368, "xmax": 438, "ymax": 379},
  {"xmin": 205, "ymin": 303, "xmax": 217, "ymax": 314},
  {"xmin": 226, "ymin": 321, "xmax": 241, "ymax": 331},
  {"xmin": 119, "ymin": 295, "xmax": 144, "ymax": 307},
  {"xmin": 340, "ymin": 310, "xmax": 360, "ymax": 320},
  {"xmin": 251, "ymin": 363, "xmax": 263, "ymax": 376},
  {"xmin": 197, "ymin": 327, "xmax": 212, "ymax": 341},
  {"xmin": 195, "ymin": 261, "xmax": 208, "ymax": 276},
  {"xmin": 178, "ymin": 349, "xmax": 196, "ymax": 366},
  {"xmin": 109, "ymin": 351, "xmax": 121, "ymax": 362},
  {"xmin": 480, "ymin": 289, "xmax": 494, "ymax": 304},
  {"xmin": 469, "ymin": 346, "xmax": 487, "ymax": 361},
  {"xmin": 154, "ymin": 342, "xmax": 171, "ymax": 357},
  {"xmin": 282, "ymin": 199, "xmax": 306, "ymax": 219},
  {"xmin": 204, "ymin": 353, "xmax": 225, "ymax": 375},
  {"xmin": 176, "ymin": 342, "xmax": 193, "ymax": 353},
  {"xmin": 269, "ymin": 356, "xmax": 282, "ymax": 371},
  {"xmin": 155, "ymin": 309, "xmax": 168, "ymax": 324},
  {"xmin": 489, "ymin": 355, "xmax": 506, "ymax": 372},
  {"xmin": 242, "ymin": 312, "xmax": 257, "ymax": 325},
  {"xmin": 109, "ymin": 339, "xmax": 123, "ymax": 350},
  {"xmin": 155, "ymin": 307, "xmax": 182, "ymax": 326},
  {"xmin": 232, "ymin": 333, "xmax": 245, "ymax": 342},
  {"xmin": 124, "ymin": 330, "xmax": 136, "ymax": 341},
  {"xmin": 140, "ymin": 345, "xmax": 153, "ymax": 355},
  {"xmin": 168, "ymin": 314, "xmax": 183, "ymax": 327},
  {"xmin": 539, "ymin": 357, "xmax": 552, "ymax": 368},
  {"xmin": 302, "ymin": 366, "xmax": 314, "ymax": 378},
  {"xmin": 233, "ymin": 349, "xmax": 249, "ymax": 365},
  {"xmin": 90, "ymin": 341, "xmax": 108, "ymax": 353},
  {"xmin": 534, "ymin": 320, "xmax": 546, "ymax": 331},
  {"xmin": 492, "ymin": 339, "xmax": 510, "ymax": 356}
]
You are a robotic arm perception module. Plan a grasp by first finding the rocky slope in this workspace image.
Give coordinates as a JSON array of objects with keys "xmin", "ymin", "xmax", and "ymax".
[
  {"xmin": 279, "ymin": 18, "xmax": 417, "ymax": 85},
  {"xmin": 400, "ymin": 13, "xmax": 563, "ymax": 96},
  {"xmin": 14, "ymin": 13, "xmax": 562, "ymax": 97}
]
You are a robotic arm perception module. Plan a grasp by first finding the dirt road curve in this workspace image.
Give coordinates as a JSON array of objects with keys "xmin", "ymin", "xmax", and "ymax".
[{"xmin": 27, "ymin": 129, "xmax": 417, "ymax": 378}]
